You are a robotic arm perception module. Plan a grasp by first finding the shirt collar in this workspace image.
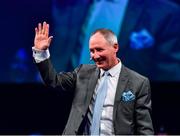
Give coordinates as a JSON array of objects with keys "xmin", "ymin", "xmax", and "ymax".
[{"xmin": 100, "ymin": 59, "xmax": 122, "ymax": 77}]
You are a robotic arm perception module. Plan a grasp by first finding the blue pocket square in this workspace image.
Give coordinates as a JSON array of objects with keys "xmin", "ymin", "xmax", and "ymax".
[
  {"xmin": 121, "ymin": 90, "xmax": 135, "ymax": 102},
  {"xmin": 130, "ymin": 29, "xmax": 154, "ymax": 50}
]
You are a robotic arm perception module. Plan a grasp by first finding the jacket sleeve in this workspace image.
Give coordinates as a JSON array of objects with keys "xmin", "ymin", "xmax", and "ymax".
[
  {"xmin": 135, "ymin": 78, "xmax": 154, "ymax": 134},
  {"xmin": 36, "ymin": 58, "xmax": 81, "ymax": 92}
]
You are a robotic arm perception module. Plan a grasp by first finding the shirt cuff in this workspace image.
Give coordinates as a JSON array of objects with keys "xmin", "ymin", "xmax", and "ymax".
[{"xmin": 32, "ymin": 47, "xmax": 50, "ymax": 63}]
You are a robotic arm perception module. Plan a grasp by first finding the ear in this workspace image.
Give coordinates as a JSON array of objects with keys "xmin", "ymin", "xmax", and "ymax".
[{"xmin": 113, "ymin": 44, "xmax": 119, "ymax": 53}]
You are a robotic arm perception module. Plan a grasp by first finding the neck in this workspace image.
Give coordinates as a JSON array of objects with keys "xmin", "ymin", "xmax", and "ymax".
[
  {"xmin": 112, "ymin": 57, "xmax": 119, "ymax": 66},
  {"xmin": 104, "ymin": 58, "xmax": 119, "ymax": 71}
]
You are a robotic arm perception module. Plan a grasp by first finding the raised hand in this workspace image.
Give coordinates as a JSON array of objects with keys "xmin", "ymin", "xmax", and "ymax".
[{"xmin": 34, "ymin": 22, "xmax": 53, "ymax": 50}]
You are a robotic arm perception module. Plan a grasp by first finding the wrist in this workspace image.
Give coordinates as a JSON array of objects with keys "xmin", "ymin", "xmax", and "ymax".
[{"xmin": 33, "ymin": 46, "xmax": 48, "ymax": 51}]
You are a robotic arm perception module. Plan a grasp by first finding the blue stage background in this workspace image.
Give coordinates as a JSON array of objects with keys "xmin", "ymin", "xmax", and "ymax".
[{"xmin": 0, "ymin": 0, "xmax": 179, "ymax": 134}]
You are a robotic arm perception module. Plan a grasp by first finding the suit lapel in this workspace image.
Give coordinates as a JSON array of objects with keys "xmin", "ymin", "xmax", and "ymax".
[
  {"xmin": 85, "ymin": 65, "xmax": 130, "ymax": 120},
  {"xmin": 113, "ymin": 65, "xmax": 129, "ymax": 120},
  {"xmin": 86, "ymin": 67, "xmax": 100, "ymax": 107},
  {"xmin": 119, "ymin": 0, "xmax": 146, "ymax": 47}
]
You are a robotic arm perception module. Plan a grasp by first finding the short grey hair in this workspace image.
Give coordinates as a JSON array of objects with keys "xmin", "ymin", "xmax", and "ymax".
[{"xmin": 91, "ymin": 28, "xmax": 118, "ymax": 45}]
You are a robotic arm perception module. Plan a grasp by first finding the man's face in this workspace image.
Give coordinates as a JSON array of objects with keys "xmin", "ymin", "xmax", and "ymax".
[{"xmin": 89, "ymin": 32, "xmax": 119, "ymax": 70}]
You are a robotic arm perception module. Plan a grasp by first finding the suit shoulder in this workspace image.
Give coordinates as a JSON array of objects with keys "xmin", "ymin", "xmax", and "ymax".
[
  {"xmin": 75, "ymin": 64, "xmax": 97, "ymax": 73},
  {"xmin": 124, "ymin": 65, "xmax": 149, "ymax": 82}
]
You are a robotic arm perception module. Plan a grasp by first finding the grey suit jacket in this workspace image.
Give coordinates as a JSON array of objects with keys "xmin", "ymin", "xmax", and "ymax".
[{"xmin": 37, "ymin": 59, "xmax": 154, "ymax": 135}]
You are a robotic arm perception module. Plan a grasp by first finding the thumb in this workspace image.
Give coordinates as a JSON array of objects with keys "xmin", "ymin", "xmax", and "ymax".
[{"xmin": 47, "ymin": 36, "xmax": 53, "ymax": 47}]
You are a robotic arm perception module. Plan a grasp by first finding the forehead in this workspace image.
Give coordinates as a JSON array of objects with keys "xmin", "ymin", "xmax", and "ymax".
[{"xmin": 89, "ymin": 32, "xmax": 108, "ymax": 45}]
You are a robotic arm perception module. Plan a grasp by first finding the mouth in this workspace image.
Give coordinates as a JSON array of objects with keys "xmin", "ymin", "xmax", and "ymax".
[{"xmin": 94, "ymin": 58, "xmax": 105, "ymax": 64}]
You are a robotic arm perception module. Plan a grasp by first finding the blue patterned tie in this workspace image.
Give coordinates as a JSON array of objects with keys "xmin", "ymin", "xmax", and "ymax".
[{"xmin": 91, "ymin": 71, "xmax": 109, "ymax": 135}]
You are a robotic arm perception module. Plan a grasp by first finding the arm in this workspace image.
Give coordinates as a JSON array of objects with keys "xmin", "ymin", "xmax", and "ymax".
[
  {"xmin": 135, "ymin": 78, "xmax": 154, "ymax": 134},
  {"xmin": 36, "ymin": 58, "xmax": 79, "ymax": 91},
  {"xmin": 33, "ymin": 22, "xmax": 77, "ymax": 91}
]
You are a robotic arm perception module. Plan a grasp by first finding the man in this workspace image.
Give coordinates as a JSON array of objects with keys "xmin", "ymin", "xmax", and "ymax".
[{"xmin": 32, "ymin": 22, "xmax": 154, "ymax": 135}]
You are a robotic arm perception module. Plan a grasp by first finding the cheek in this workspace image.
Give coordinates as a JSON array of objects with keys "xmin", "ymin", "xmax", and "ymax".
[{"xmin": 100, "ymin": 51, "xmax": 109, "ymax": 57}]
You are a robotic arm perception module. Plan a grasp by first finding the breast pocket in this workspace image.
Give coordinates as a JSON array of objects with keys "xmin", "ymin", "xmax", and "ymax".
[{"xmin": 117, "ymin": 100, "xmax": 135, "ymax": 122}]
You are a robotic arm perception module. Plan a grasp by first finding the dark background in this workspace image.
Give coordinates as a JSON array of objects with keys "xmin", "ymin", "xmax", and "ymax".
[{"xmin": 0, "ymin": 0, "xmax": 179, "ymax": 134}]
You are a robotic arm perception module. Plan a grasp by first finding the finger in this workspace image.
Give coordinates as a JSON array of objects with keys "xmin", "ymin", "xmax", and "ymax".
[
  {"xmin": 48, "ymin": 36, "xmax": 53, "ymax": 46},
  {"xmin": 42, "ymin": 21, "xmax": 46, "ymax": 34},
  {"xmin": 45, "ymin": 23, "xmax": 49, "ymax": 37},
  {"xmin": 38, "ymin": 23, "xmax": 42, "ymax": 34},
  {"xmin": 35, "ymin": 27, "xmax": 38, "ymax": 36}
]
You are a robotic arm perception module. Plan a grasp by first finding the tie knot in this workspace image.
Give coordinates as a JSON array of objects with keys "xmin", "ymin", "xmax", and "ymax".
[{"xmin": 103, "ymin": 71, "xmax": 110, "ymax": 77}]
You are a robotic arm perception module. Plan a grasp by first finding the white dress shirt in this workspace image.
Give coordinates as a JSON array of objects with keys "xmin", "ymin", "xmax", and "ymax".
[
  {"xmin": 88, "ymin": 61, "xmax": 122, "ymax": 135},
  {"xmin": 32, "ymin": 47, "xmax": 50, "ymax": 63}
]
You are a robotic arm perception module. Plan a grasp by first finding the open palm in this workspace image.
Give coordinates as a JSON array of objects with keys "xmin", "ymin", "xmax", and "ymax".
[{"xmin": 34, "ymin": 22, "xmax": 53, "ymax": 50}]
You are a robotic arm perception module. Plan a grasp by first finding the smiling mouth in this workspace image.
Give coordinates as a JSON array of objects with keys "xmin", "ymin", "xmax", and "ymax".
[
  {"xmin": 96, "ymin": 61, "xmax": 102, "ymax": 64},
  {"xmin": 94, "ymin": 57, "xmax": 105, "ymax": 62},
  {"xmin": 95, "ymin": 59, "xmax": 104, "ymax": 64}
]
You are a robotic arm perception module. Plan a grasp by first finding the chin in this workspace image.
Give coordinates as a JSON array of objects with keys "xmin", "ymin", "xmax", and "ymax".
[
  {"xmin": 96, "ymin": 64, "xmax": 107, "ymax": 70},
  {"xmin": 96, "ymin": 61, "xmax": 108, "ymax": 69},
  {"xmin": 96, "ymin": 64, "xmax": 103, "ymax": 68}
]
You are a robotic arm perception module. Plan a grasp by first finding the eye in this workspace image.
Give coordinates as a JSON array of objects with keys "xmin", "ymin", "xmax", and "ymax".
[
  {"xmin": 90, "ymin": 49, "xmax": 94, "ymax": 53},
  {"xmin": 96, "ymin": 48, "xmax": 103, "ymax": 52}
]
